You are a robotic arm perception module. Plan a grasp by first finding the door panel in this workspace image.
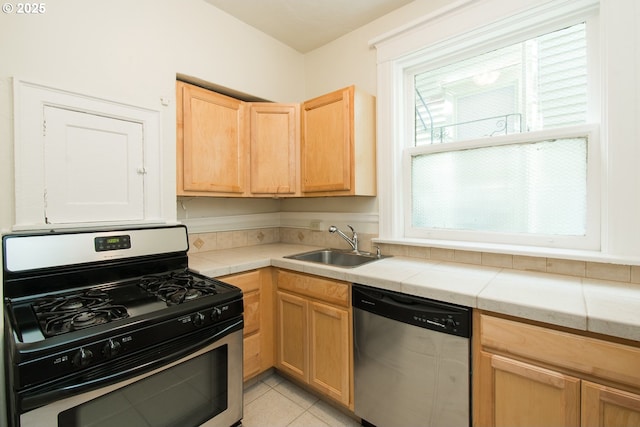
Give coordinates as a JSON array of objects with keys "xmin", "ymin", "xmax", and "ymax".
[
  {"xmin": 181, "ymin": 84, "xmax": 245, "ymax": 193},
  {"xmin": 302, "ymin": 87, "xmax": 351, "ymax": 192},
  {"xmin": 276, "ymin": 291, "xmax": 308, "ymax": 382},
  {"xmin": 44, "ymin": 106, "xmax": 144, "ymax": 223},
  {"xmin": 309, "ymin": 301, "xmax": 350, "ymax": 406},
  {"xmin": 489, "ymin": 354, "xmax": 580, "ymax": 427},
  {"xmin": 582, "ymin": 381, "xmax": 640, "ymax": 427},
  {"xmin": 249, "ymin": 103, "xmax": 298, "ymax": 194}
]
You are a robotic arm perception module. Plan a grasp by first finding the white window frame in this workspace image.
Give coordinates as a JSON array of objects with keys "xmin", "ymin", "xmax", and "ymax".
[{"xmin": 369, "ymin": 0, "xmax": 640, "ymax": 261}]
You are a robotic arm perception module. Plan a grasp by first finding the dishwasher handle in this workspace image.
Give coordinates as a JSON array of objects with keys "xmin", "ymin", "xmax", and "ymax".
[{"xmin": 352, "ymin": 284, "xmax": 471, "ymax": 338}]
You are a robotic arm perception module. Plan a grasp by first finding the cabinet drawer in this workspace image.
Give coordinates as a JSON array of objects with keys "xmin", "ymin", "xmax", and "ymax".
[
  {"xmin": 243, "ymin": 333, "xmax": 261, "ymax": 380},
  {"xmin": 243, "ymin": 290, "xmax": 260, "ymax": 335},
  {"xmin": 480, "ymin": 314, "xmax": 640, "ymax": 389},
  {"xmin": 277, "ymin": 270, "xmax": 349, "ymax": 307},
  {"xmin": 220, "ymin": 269, "xmax": 261, "ymax": 293}
]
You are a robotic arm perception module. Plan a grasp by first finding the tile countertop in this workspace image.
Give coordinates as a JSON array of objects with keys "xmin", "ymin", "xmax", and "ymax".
[{"xmin": 188, "ymin": 243, "xmax": 640, "ymax": 343}]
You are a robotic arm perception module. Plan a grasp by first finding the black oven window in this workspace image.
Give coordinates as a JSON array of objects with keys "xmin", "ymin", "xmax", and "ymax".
[{"xmin": 58, "ymin": 345, "xmax": 228, "ymax": 427}]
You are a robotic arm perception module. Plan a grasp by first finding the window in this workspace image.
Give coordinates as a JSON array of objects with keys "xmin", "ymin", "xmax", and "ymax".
[
  {"xmin": 405, "ymin": 21, "xmax": 598, "ymax": 248},
  {"xmin": 375, "ymin": 0, "xmax": 602, "ymax": 251},
  {"xmin": 413, "ymin": 23, "xmax": 587, "ymax": 145},
  {"xmin": 408, "ymin": 129, "xmax": 595, "ymax": 239},
  {"xmin": 372, "ymin": 0, "xmax": 610, "ymax": 253}
]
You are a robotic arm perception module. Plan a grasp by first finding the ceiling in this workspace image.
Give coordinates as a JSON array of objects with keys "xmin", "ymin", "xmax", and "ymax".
[{"xmin": 203, "ymin": 0, "xmax": 415, "ymax": 53}]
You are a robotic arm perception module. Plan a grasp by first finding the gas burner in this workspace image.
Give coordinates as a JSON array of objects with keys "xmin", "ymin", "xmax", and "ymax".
[
  {"xmin": 33, "ymin": 292, "xmax": 129, "ymax": 337},
  {"xmin": 139, "ymin": 270, "xmax": 218, "ymax": 305},
  {"xmin": 34, "ymin": 290, "xmax": 110, "ymax": 314}
]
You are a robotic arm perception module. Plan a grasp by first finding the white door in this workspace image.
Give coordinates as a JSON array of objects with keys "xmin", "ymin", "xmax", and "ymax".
[{"xmin": 43, "ymin": 106, "xmax": 145, "ymax": 223}]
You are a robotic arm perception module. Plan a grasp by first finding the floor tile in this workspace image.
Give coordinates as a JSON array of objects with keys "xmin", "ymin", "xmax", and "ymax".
[
  {"xmin": 242, "ymin": 388, "xmax": 305, "ymax": 427},
  {"xmin": 242, "ymin": 373, "xmax": 361, "ymax": 427},
  {"xmin": 288, "ymin": 410, "xmax": 332, "ymax": 427},
  {"xmin": 273, "ymin": 380, "xmax": 319, "ymax": 410},
  {"xmin": 307, "ymin": 399, "xmax": 361, "ymax": 427},
  {"xmin": 262, "ymin": 372, "xmax": 285, "ymax": 388},
  {"xmin": 243, "ymin": 380, "xmax": 271, "ymax": 405}
]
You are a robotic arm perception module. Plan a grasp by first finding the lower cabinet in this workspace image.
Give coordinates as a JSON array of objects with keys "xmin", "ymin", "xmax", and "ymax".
[
  {"xmin": 220, "ymin": 268, "xmax": 274, "ymax": 381},
  {"xmin": 275, "ymin": 269, "xmax": 353, "ymax": 409},
  {"xmin": 276, "ymin": 291, "xmax": 307, "ymax": 379},
  {"xmin": 475, "ymin": 312, "xmax": 640, "ymax": 427},
  {"xmin": 478, "ymin": 352, "xmax": 581, "ymax": 426},
  {"xmin": 582, "ymin": 381, "xmax": 640, "ymax": 427}
]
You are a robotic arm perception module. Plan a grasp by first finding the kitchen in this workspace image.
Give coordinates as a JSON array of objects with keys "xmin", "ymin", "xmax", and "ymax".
[{"xmin": 2, "ymin": 0, "xmax": 640, "ymax": 426}]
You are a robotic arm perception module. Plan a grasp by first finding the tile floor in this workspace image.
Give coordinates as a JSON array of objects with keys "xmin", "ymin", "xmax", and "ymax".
[{"xmin": 242, "ymin": 372, "xmax": 361, "ymax": 427}]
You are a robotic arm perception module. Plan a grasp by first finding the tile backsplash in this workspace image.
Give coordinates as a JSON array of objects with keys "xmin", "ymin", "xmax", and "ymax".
[
  {"xmin": 188, "ymin": 227, "xmax": 640, "ymax": 285},
  {"xmin": 377, "ymin": 242, "xmax": 640, "ymax": 285},
  {"xmin": 188, "ymin": 227, "xmax": 280, "ymax": 253}
]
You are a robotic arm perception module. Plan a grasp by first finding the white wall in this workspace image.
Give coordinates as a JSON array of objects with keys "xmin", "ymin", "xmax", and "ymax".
[
  {"xmin": 0, "ymin": 0, "xmax": 306, "ymax": 233},
  {"xmin": 302, "ymin": 0, "xmax": 452, "ymax": 98}
]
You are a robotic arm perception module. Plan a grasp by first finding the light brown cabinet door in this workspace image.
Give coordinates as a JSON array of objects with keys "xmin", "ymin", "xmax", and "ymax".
[
  {"xmin": 249, "ymin": 103, "xmax": 299, "ymax": 195},
  {"xmin": 480, "ymin": 352, "xmax": 581, "ymax": 427},
  {"xmin": 179, "ymin": 82, "xmax": 246, "ymax": 194},
  {"xmin": 301, "ymin": 86, "xmax": 352, "ymax": 193},
  {"xmin": 309, "ymin": 300, "xmax": 350, "ymax": 407},
  {"xmin": 276, "ymin": 291, "xmax": 308, "ymax": 382},
  {"xmin": 242, "ymin": 290, "xmax": 260, "ymax": 335},
  {"xmin": 582, "ymin": 381, "xmax": 640, "ymax": 427}
]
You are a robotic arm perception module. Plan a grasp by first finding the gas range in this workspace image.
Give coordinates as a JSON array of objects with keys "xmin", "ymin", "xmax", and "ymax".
[{"xmin": 2, "ymin": 225, "xmax": 244, "ymax": 427}]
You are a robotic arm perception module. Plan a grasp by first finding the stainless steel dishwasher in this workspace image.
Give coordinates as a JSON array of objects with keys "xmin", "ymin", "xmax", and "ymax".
[{"xmin": 353, "ymin": 284, "xmax": 471, "ymax": 427}]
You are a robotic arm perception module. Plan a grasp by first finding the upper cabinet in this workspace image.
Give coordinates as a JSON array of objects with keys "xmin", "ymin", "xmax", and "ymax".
[
  {"xmin": 176, "ymin": 82, "xmax": 376, "ymax": 198},
  {"xmin": 301, "ymin": 85, "xmax": 376, "ymax": 196},
  {"xmin": 248, "ymin": 103, "xmax": 300, "ymax": 196},
  {"xmin": 177, "ymin": 81, "xmax": 247, "ymax": 196}
]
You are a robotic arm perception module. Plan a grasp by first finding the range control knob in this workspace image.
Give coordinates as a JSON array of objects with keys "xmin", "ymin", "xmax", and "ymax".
[
  {"xmin": 444, "ymin": 318, "xmax": 457, "ymax": 330},
  {"xmin": 72, "ymin": 348, "xmax": 94, "ymax": 367},
  {"xmin": 210, "ymin": 307, "xmax": 222, "ymax": 321},
  {"xmin": 192, "ymin": 312, "xmax": 205, "ymax": 327},
  {"xmin": 103, "ymin": 339, "xmax": 122, "ymax": 358}
]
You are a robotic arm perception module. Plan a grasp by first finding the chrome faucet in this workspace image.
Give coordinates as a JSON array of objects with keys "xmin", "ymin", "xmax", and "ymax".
[{"xmin": 329, "ymin": 225, "xmax": 359, "ymax": 253}]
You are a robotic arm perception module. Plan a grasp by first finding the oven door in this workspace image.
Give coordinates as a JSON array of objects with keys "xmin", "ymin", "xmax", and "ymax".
[{"xmin": 18, "ymin": 328, "xmax": 243, "ymax": 427}]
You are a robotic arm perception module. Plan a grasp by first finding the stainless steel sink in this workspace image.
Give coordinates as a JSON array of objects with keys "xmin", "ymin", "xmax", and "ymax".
[{"xmin": 284, "ymin": 249, "xmax": 387, "ymax": 268}]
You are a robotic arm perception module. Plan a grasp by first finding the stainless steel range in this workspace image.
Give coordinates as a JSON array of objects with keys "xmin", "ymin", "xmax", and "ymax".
[{"xmin": 2, "ymin": 225, "xmax": 244, "ymax": 427}]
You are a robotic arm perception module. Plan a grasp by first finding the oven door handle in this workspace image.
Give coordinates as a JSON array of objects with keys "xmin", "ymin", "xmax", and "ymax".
[{"xmin": 20, "ymin": 317, "xmax": 243, "ymax": 412}]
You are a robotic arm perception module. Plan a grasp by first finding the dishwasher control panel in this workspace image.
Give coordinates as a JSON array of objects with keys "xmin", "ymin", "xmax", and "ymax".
[{"xmin": 352, "ymin": 284, "xmax": 471, "ymax": 338}]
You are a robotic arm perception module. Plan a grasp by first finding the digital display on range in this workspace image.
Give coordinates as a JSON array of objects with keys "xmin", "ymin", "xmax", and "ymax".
[{"xmin": 94, "ymin": 235, "xmax": 131, "ymax": 252}]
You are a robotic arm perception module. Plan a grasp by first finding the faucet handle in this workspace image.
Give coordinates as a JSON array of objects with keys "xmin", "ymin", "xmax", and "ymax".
[{"xmin": 347, "ymin": 224, "xmax": 355, "ymax": 234}]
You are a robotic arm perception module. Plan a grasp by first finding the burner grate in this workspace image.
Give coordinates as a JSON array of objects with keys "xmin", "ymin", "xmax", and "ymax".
[
  {"xmin": 139, "ymin": 269, "xmax": 218, "ymax": 305},
  {"xmin": 33, "ymin": 292, "xmax": 129, "ymax": 337}
]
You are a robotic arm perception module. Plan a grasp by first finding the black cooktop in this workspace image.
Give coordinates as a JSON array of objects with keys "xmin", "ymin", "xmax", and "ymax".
[{"xmin": 7, "ymin": 268, "xmax": 240, "ymax": 344}]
